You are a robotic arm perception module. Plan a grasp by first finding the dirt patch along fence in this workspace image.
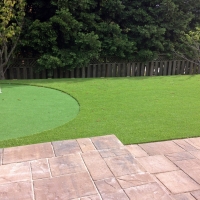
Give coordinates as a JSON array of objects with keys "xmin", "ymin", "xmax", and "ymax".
[{"xmin": 4, "ymin": 58, "xmax": 200, "ymax": 79}]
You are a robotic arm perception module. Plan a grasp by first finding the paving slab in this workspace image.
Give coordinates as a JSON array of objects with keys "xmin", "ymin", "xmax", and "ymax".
[
  {"xmin": 98, "ymin": 148, "xmax": 130, "ymax": 158},
  {"xmin": 0, "ymin": 162, "xmax": 31, "ymax": 184},
  {"xmin": 80, "ymin": 195, "xmax": 102, "ymax": 200},
  {"xmin": 95, "ymin": 177, "xmax": 129, "ymax": 200},
  {"xmin": 91, "ymin": 135, "xmax": 123, "ymax": 150},
  {"xmin": 124, "ymin": 182, "xmax": 173, "ymax": 200},
  {"xmin": 125, "ymin": 145, "xmax": 149, "ymax": 157},
  {"xmin": 173, "ymin": 139, "xmax": 197, "ymax": 151},
  {"xmin": 191, "ymin": 190, "xmax": 200, "ymax": 199},
  {"xmin": 139, "ymin": 141, "xmax": 184, "ymax": 155},
  {"xmin": 104, "ymin": 154, "xmax": 145, "ymax": 177},
  {"xmin": 77, "ymin": 138, "xmax": 96, "ymax": 152},
  {"xmin": 52, "ymin": 140, "xmax": 82, "ymax": 156},
  {"xmin": 34, "ymin": 172, "xmax": 97, "ymax": 200},
  {"xmin": 81, "ymin": 151, "xmax": 113, "ymax": 181},
  {"xmin": 137, "ymin": 155, "xmax": 178, "ymax": 173},
  {"xmin": 3, "ymin": 143, "xmax": 54, "ymax": 164},
  {"xmin": 156, "ymin": 170, "xmax": 200, "ymax": 194},
  {"xmin": 49, "ymin": 153, "xmax": 86, "ymax": 177},
  {"xmin": 0, "ymin": 181, "xmax": 33, "ymax": 200},
  {"xmin": 189, "ymin": 150, "xmax": 200, "ymax": 160},
  {"xmin": 117, "ymin": 172, "xmax": 155, "ymax": 188},
  {"xmin": 31, "ymin": 158, "xmax": 51, "ymax": 180},
  {"xmin": 165, "ymin": 151, "xmax": 195, "ymax": 162},
  {"xmin": 172, "ymin": 193, "xmax": 197, "ymax": 200},
  {"xmin": 186, "ymin": 137, "xmax": 200, "ymax": 149},
  {"xmin": 174, "ymin": 158, "xmax": 200, "ymax": 171}
]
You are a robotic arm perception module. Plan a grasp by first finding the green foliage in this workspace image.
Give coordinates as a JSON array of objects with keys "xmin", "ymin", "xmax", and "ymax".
[
  {"xmin": 175, "ymin": 27, "xmax": 200, "ymax": 62},
  {"xmin": 18, "ymin": 0, "xmax": 200, "ymax": 70},
  {"xmin": 0, "ymin": 0, "xmax": 26, "ymax": 79}
]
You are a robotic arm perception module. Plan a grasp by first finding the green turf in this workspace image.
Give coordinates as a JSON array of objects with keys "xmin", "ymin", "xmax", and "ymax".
[
  {"xmin": 0, "ymin": 84, "xmax": 79, "ymax": 140},
  {"xmin": 0, "ymin": 75, "xmax": 200, "ymax": 148}
]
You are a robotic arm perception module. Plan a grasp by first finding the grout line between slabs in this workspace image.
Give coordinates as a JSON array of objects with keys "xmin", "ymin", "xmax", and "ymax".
[
  {"xmin": 80, "ymin": 152, "xmax": 103, "ymax": 200},
  {"xmin": 29, "ymin": 161, "xmax": 36, "ymax": 200}
]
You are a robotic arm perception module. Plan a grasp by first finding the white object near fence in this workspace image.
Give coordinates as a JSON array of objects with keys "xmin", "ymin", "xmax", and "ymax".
[{"xmin": 0, "ymin": 88, "xmax": 2, "ymax": 93}]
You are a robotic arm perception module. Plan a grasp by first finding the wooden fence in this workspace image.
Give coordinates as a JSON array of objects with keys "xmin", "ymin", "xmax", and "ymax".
[{"xmin": 4, "ymin": 58, "xmax": 200, "ymax": 79}]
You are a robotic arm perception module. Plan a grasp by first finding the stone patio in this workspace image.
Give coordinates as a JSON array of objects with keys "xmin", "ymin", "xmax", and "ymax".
[{"xmin": 1, "ymin": 135, "xmax": 200, "ymax": 199}]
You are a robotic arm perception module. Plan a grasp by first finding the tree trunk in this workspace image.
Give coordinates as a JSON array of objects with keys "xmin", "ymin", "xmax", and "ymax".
[{"xmin": 0, "ymin": 66, "xmax": 5, "ymax": 80}]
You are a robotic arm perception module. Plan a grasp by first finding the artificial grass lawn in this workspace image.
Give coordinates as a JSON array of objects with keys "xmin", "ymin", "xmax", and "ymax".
[
  {"xmin": 0, "ymin": 75, "xmax": 200, "ymax": 148},
  {"xmin": 0, "ymin": 84, "xmax": 79, "ymax": 140}
]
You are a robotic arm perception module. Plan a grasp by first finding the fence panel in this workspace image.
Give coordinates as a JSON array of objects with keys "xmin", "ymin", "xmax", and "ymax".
[{"xmin": 4, "ymin": 57, "xmax": 199, "ymax": 79}]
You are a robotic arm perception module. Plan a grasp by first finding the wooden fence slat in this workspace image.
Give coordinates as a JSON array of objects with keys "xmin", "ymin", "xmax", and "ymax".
[
  {"xmin": 113, "ymin": 63, "xmax": 117, "ymax": 77},
  {"xmin": 150, "ymin": 62, "xmax": 154, "ymax": 76},
  {"xmin": 65, "ymin": 68, "xmax": 70, "ymax": 78},
  {"xmin": 97, "ymin": 64, "xmax": 101, "ymax": 77},
  {"xmin": 141, "ymin": 63, "xmax": 145, "ymax": 76},
  {"xmin": 119, "ymin": 63, "xmax": 124, "ymax": 77},
  {"xmin": 159, "ymin": 62, "xmax": 163, "ymax": 76},
  {"xmin": 136, "ymin": 63, "xmax": 140, "ymax": 76},
  {"xmin": 198, "ymin": 63, "xmax": 200, "ymax": 74},
  {"xmin": 189, "ymin": 62, "xmax": 193, "ymax": 75},
  {"xmin": 106, "ymin": 63, "xmax": 112, "ymax": 77},
  {"xmin": 115, "ymin": 63, "xmax": 119, "ymax": 77},
  {"xmin": 163, "ymin": 61, "xmax": 167, "ymax": 75},
  {"xmin": 145, "ymin": 62, "xmax": 150, "ymax": 76},
  {"xmin": 35, "ymin": 71, "xmax": 40, "ymax": 79},
  {"xmin": 127, "ymin": 63, "xmax": 131, "ymax": 76},
  {"xmin": 131, "ymin": 63, "xmax": 136, "ymax": 76},
  {"xmin": 75, "ymin": 68, "xmax": 80, "ymax": 78},
  {"xmin": 180, "ymin": 61, "xmax": 185, "ymax": 75},
  {"xmin": 70, "ymin": 69, "xmax": 74, "ymax": 78},
  {"xmin": 93, "ymin": 64, "xmax": 97, "ymax": 77},
  {"xmin": 54, "ymin": 68, "xmax": 58, "ymax": 78},
  {"xmin": 23, "ymin": 68, "xmax": 27, "ymax": 79},
  {"xmin": 101, "ymin": 63, "xmax": 106, "ymax": 77},
  {"xmin": 59, "ymin": 68, "xmax": 63, "ymax": 78},
  {"xmin": 185, "ymin": 61, "xmax": 189, "ymax": 75},
  {"xmin": 16, "ymin": 67, "xmax": 20, "ymax": 79},
  {"xmin": 41, "ymin": 69, "xmax": 46, "ymax": 79},
  {"xmin": 193, "ymin": 61, "xmax": 197, "ymax": 74},
  {"xmin": 176, "ymin": 60, "xmax": 181, "ymax": 75},
  {"xmin": 154, "ymin": 61, "xmax": 158, "ymax": 76},
  {"xmin": 168, "ymin": 61, "xmax": 172, "ymax": 75},
  {"xmin": 82, "ymin": 67, "xmax": 85, "ymax": 78},
  {"xmin": 29, "ymin": 67, "xmax": 33, "ymax": 79},
  {"xmin": 87, "ymin": 65, "xmax": 91, "ymax": 78},
  {"xmin": 172, "ymin": 61, "xmax": 176, "ymax": 75}
]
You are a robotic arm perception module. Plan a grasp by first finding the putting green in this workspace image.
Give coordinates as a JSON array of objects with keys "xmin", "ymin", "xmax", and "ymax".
[{"xmin": 0, "ymin": 84, "xmax": 79, "ymax": 140}]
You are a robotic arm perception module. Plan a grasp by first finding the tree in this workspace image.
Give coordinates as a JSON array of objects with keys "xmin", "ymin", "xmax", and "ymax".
[
  {"xmin": 19, "ymin": 0, "xmax": 200, "ymax": 71},
  {"xmin": 174, "ymin": 27, "xmax": 200, "ymax": 66},
  {"xmin": 0, "ymin": 0, "xmax": 26, "ymax": 80}
]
